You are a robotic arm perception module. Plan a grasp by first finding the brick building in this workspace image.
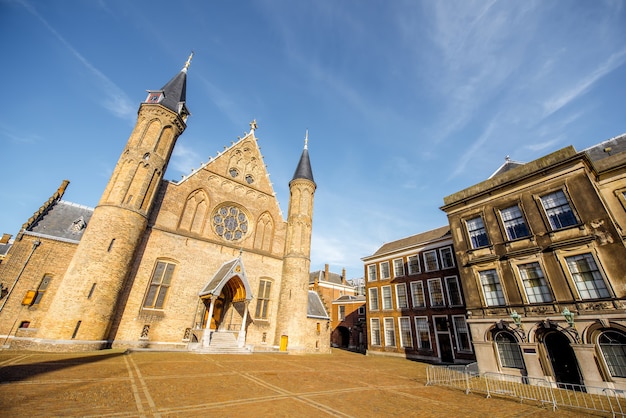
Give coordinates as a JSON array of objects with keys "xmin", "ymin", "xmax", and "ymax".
[
  {"xmin": 0, "ymin": 56, "xmax": 330, "ymax": 354},
  {"xmin": 362, "ymin": 226, "xmax": 475, "ymax": 364}
]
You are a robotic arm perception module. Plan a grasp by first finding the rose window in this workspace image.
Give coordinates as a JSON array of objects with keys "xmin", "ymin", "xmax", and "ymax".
[{"xmin": 213, "ymin": 205, "xmax": 248, "ymax": 241}]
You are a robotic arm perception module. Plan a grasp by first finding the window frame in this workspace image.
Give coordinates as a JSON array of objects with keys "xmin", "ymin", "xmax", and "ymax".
[
  {"xmin": 143, "ymin": 260, "xmax": 176, "ymax": 310},
  {"xmin": 452, "ymin": 315, "xmax": 472, "ymax": 352},
  {"xmin": 445, "ymin": 276, "xmax": 463, "ymax": 307},
  {"xmin": 564, "ymin": 252, "xmax": 611, "ymax": 300},
  {"xmin": 381, "ymin": 285, "xmax": 393, "ymax": 310},
  {"xmin": 466, "ymin": 215, "xmax": 490, "ymax": 249},
  {"xmin": 255, "ymin": 278, "xmax": 273, "ymax": 319},
  {"xmin": 439, "ymin": 246, "xmax": 455, "ymax": 269},
  {"xmin": 539, "ymin": 189, "xmax": 578, "ymax": 231},
  {"xmin": 398, "ymin": 316, "xmax": 414, "ymax": 349},
  {"xmin": 407, "ymin": 255, "xmax": 420, "ymax": 275},
  {"xmin": 367, "ymin": 264, "xmax": 377, "ymax": 282},
  {"xmin": 32, "ymin": 274, "xmax": 52, "ymax": 306},
  {"xmin": 383, "ymin": 317, "xmax": 396, "ymax": 347},
  {"xmin": 370, "ymin": 318, "xmax": 381, "ymax": 346},
  {"xmin": 395, "ymin": 283, "xmax": 409, "ymax": 309},
  {"xmin": 393, "ymin": 258, "xmax": 405, "ymax": 278},
  {"xmin": 410, "ymin": 281, "xmax": 426, "ymax": 309},
  {"xmin": 379, "ymin": 261, "xmax": 391, "ymax": 280},
  {"xmin": 479, "ymin": 269, "xmax": 506, "ymax": 307},
  {"xmin": 499, "ymin": 204, "xmax": 531, "ymax": 241},
  {"xmin": 494, "ymin": 330, "xmax": 525, "ymax": 369},
  {"xmin": 338, "ymin": 305, "xmax": 345, "ymax": 321},
  {"xmin": 427, "ymin": 278, "xmax": 445, "ymax": 308},
  {"xmin": 368, "ymin": 287, "xmax": 380, "ymax": 311},
  {"xmin": 414, "ymin": 316, "xmax": 432, "ymax": 350},
  {"xmin": 423, "ymin": 250, "xmax": 439, "ymax": 272},
  {"xmin": 517, "ymin": 262, "xmax": 553, "ymax": 304}
]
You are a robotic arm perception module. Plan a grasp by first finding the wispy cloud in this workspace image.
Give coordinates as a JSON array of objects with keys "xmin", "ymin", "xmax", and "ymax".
[
  {"xmin": 18, "ymin": 0, "xmax": 135, "ymax": 121},
  {"xmin": 170, "ymin": 143, "xmax": 203, "ymax": 176},
  {"xmin": 0, "ymin": 121, "xmax": 42, "ymax": 144},
  {"xmin": 542, "ymin": 48, "xmax": 626, "ymax": 117}
]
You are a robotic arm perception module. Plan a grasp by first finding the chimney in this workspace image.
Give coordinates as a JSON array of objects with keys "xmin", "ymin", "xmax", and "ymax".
[
  {"xmin": 0, "ymin": 234, "xmax": 11, "ymax": 244},
  {"xmin": 324, "ymin": 264, "xmax": 329, "ymax": 282},
  {"xmin": 342, "ymin": 268, "xmax": 347, "ymax": 285}
]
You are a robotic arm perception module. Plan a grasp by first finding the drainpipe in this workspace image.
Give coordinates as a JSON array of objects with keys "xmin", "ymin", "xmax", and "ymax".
[{"xmin": 0, "ymin": 240, "xmax": 40, "ymax": 313}]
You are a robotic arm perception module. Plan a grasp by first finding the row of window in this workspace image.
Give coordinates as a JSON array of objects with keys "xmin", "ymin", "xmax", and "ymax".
[
  {"xmin": 495, "ymin": 329, "xmax": 626, "ymax": 378},
  {"xmin": 466, "ymin": 189, "xmax": 578, "ymax": 249},
  {"xmin": 367, "ymin": 246, "xmax": 455, "ymax": 282},
  {"xmin": 479, "ymin": 253, "xmax": 610, "ymax": 307},
  {"xmin": 337, "ymin": 305, "xmax": 365, "ymax": 321},
  {"xmin": 370, "ymin": 315, "xmax": 471, "ymax": 352},
  {"xmin": 144, "ymin": 261, "xmax": 273, "ymax": 320},
  {"xmin": 368, "ymin": 276, "xmax": 463, "ymax": 311}
]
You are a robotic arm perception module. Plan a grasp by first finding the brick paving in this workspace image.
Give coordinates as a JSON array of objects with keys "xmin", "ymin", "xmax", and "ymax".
[{"xmin": 0, "ymin": 349, "xmax": 591, "ymax": 417}]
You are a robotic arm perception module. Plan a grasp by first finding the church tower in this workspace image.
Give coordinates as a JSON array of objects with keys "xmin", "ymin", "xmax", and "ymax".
[
  {"xmin": 274, "ymin": 132, "xmax": 316, "ymax": 352},
  {"xmin": 36, "ymin": 56, "xmax": 192, "ymax": 349}
]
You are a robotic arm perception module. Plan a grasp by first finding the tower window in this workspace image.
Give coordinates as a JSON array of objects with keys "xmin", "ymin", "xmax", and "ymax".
[
  {"xmin": 245, "ymin": 174, "xmax": 254, "ymax": 184},
  {"xmin": 32, "ymin": 275, "xmax": 52, "ymax": 306},
  {"xmin": 255, "ymin": 279, "xmax": 272, "ymax": 319},
  {"xmin": 146, "ymin": 92, "xmax": 162, "ymax": 103}
]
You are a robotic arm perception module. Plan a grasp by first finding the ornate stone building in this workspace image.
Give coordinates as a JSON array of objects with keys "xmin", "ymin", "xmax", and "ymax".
[
  {"xmin": 0, "ymin": 56, "xmax": 330, "ymax": 354},
  {"xmin": 441, "ymin": 133, "xmax": 626, "ymax": 389}
]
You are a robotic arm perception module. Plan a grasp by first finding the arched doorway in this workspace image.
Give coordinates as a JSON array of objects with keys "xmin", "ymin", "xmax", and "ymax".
[
  {"xmin": 544, "ymin": 331, "xmax": 582, "ymax": 386},
  {"xmin": 197, "ymin": 258, "xmax": 253, "ymax": 349},
  {"xmin": 337, "ymin": 326, "xmax": 350, "ymax": 348}
]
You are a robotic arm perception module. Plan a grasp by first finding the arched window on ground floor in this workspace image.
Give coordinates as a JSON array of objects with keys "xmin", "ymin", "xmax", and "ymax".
[
  {"xmin": 599, "ymin": 330, "xmax": 626, "ymax": 378},
  {"xmin": 494, "ymin": 330, "xmax": 525, "ymax": 369}
]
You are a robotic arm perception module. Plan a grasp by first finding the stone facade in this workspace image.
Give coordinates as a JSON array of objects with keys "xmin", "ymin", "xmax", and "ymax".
[
  {"xmin": 0, "ymin": 61, "xmax": 330, "ymax": 354},
  {"xmin": 441, "ymin": 133, "xmax": 626, "ymax": 390}
]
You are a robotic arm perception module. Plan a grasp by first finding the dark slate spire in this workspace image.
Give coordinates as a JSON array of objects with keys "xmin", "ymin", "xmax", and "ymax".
[
  {"xmin": 291, "ymin": 130, "xmax": 315, "ymax": 184},
  {"xmin": 146, "ymin": 53, "xmax": 192, "ymax": 120}
]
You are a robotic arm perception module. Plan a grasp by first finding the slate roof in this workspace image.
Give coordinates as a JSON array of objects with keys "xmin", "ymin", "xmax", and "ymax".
[
  {"xmin": 28, "ymin": 200, "xmax": 94, "ymax": 243},
  {"xmin": 307, "ymin": 290, "xmax": 330, "ymax": 319},
  {"xmin": 369, "ymin": 225, "xmax": 451, "ymax": 257},
  {"xmin": 159, "ymin": 69, "xmax": 189, "ymax": 115},
  {"xmin": 309, "ymin": 270, "xmax": 343, "ymax": 285},
  {"xmin": 333, "ymin": 294, "xmax": 365, "ymax": 303},
  {"xmin": 582, "ymin": 132, "xmax": 626, "ymax": 161},
  {"xmin": 292, "ymin": 146, "xmax": 315, "ymax": 184}
]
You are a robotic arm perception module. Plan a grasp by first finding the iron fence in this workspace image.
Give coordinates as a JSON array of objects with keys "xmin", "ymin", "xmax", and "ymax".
[{"xmin": 426, "ymin": 364, "xmax": 626, "ymax": 417}]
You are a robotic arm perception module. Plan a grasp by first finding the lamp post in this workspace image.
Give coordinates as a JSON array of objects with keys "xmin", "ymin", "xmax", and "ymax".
[
  {"xmin": 562, "ymin": 307, "xmax": 575, "ymax": 327},
  {"xmin": 510, "ymin": 310, "xmax": 522, "ymax": 327}
]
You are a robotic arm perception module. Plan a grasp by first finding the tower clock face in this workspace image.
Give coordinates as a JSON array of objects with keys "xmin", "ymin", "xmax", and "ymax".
[{"xmin": 213, "ymin": 205, "xmax": 248, "ymax": 241}]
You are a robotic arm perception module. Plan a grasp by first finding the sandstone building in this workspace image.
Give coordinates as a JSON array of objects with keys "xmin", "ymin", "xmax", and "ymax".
[
  {"xmin": 441, "ymin": 133, "xmax": 626, "ymax": 390},
  {"xmin": 0, "ymin": 56, "xmax": 330, "ymax": 354}
]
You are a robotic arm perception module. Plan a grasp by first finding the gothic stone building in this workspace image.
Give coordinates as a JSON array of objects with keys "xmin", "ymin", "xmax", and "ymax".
[
  {"xmin": 0, "ymin": 57, "xmax": 330, "ymax": 354},
  {"xmin": 441, "ymin": 133, "xmax": 626, "ymax": 390}
]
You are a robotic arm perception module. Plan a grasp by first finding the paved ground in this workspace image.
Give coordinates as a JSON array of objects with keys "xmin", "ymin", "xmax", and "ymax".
[{"xmin": 0, "ymin": 349, "xmax": 591, "ymax": 417}]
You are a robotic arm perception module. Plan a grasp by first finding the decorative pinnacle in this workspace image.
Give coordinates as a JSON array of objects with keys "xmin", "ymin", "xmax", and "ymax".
[
  {"xmin": 183, "ymin": 51, "xmax": 194, "ymax": 73},
  {"xmin": 304, "ymin": 130, "xmax": 309, "ymax": 150}
]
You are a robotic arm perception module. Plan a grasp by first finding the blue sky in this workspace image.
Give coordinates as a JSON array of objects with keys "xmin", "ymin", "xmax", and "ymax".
[{"xmin": 1, "ymin": 0, "xmax": 625, "ymax": 280}]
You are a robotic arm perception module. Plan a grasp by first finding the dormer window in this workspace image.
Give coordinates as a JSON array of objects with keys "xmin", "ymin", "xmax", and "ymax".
[{"xmin": 146, "ymin": 92, "xmax": 163, "ymax": 103}]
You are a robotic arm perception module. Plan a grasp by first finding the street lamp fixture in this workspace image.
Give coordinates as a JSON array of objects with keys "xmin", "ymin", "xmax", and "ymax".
[
  {"xmin": 562, "ymin": 308, "xmax": 575, "ymax": 327},
  {"xmin": 510, "ymin": 310, "xmax": 522, "ymax": 327}
]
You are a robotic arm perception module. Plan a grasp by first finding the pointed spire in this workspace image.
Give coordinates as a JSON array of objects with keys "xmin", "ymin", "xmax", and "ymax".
[
  {"xmin": 153, "ymin": 53, "xmax": 192, "ymax": 118},
  {"xmin": 291, "ymin": 130, "xmax": 315, "ymax": 184}
]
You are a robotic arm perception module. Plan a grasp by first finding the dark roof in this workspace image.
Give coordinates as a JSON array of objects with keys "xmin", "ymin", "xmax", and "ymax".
[
  {"xmin": 28, "ymin": 201, "xmax": 94, "ymax": 242},
  {"xmin": 369, "ymin": 225, "xmax": 451, "ymax": 257},
  {"xmin": 291, "ymin": 147, "xmax": 315, "ymax": 184},
  {"xmin": 307, "ymin": 291, "xmax": 329, "ymax": 319},
  {"xmin": 309, "ymin": 270, "xmax": 343, "ymax": 285},
  {"xmin": 159, "ymin": 70, "xmax": 188, "ymax": 115},
  {"xmin": 583, "ymin": 133, "xmax": 626, "ymax": 161},
  {"xmin": 0, "ymin": 240, "xmax": 12, "ymax": 257},
  {"xmin": 333, "ymin": 294, "xmax": 365, "ymax": 303}
]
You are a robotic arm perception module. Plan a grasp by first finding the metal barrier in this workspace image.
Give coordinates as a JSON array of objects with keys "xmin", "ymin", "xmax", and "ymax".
[{"xmin": 425, "ymin": 364, "xmax": 626, "ymax": 417}]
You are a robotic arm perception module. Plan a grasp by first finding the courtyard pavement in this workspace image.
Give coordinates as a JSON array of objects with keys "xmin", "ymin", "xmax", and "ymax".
[{"xmin": 0, "ymin": 348, "xmax": 590, "ymax": 417}]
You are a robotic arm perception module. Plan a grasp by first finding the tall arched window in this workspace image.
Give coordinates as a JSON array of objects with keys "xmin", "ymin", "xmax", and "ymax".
[
  {"xmin": 494, "ymin": 330, "xmax": 525, "ymax": 369},
  {"xmin": 599, "ymin": 330, "xmax": 626, "ymax": 378}
]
